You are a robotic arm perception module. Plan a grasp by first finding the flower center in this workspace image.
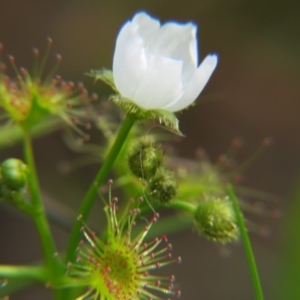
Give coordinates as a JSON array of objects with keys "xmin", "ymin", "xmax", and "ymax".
[{"xmin": 91, "ymin": 242, "xmax": 138, "ymax": 299}]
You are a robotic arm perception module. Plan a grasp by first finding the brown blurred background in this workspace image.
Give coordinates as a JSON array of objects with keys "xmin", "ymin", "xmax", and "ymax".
[{"xmin": 0, "ymin": 0, "xmax": 300, "ymax": 299}]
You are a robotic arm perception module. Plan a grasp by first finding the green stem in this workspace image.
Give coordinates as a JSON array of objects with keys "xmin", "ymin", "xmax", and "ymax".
[
  {"xmin": 23, "ymin": 130, "xmax": 59, "ymax": 277},
  {"xmin": 139, "ymin": 199, "xmax": 197, "ymax": 216},
  {"xmin": 66, "ymin": 114, "xmax": 136, "ymax": 263},
  {"xmin": 227, "ymin": 185, "xmax": 264, "ymax": 300},
  {"xmin": 0, "ymin": 265, "xmax": 47, "ymax": 282},
  {"xmin": 169, "ymin": 200, "xmax": 197, "ymax": 213},
  {"xmin": 0, "ymin": 265, "xmax": 48, "ymax": 297}
]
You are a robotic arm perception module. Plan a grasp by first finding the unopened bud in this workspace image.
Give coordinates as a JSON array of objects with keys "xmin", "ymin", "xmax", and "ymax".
[
  {"xmin": 0, "ymin": 158, "xmax": 28, "ymax": 190},
  {"xmin": 194, "ymin": 197, "xmax": 239, "ymax": 244},
  {"xmin": 128, "ymin": 140, "xmax": 163, "ymax": 180},
  {"xmin": 146, "ymin": 168, "xmax": 177, "ymax": 205}
]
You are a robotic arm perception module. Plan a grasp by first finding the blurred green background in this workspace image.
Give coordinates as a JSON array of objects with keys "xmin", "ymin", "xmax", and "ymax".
[{"xmin": 0, "ymin": 0, "xmax": 300, "ymax": 299}]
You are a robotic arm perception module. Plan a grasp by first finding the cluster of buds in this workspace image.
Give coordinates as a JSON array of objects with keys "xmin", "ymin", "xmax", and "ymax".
[
  {"xmin": 128, "ymin": 140, "xmax": 177, "ymax": 205},
  {"xmin": 67, "ymin": 180, "xmax": 181, "ymax": 300},
  {"xmin": 0, "ymin": 39, "xmax": 97, "ymax": 134}
]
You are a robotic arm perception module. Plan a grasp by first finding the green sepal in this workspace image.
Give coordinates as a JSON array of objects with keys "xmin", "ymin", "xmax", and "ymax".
[
  {"xmin": 87, "ymin": 68, "xmax": 118, "ymax": 92},
  {"xmin": 111, "ymin": 95, "xmax": 182, "ymax": 135}
]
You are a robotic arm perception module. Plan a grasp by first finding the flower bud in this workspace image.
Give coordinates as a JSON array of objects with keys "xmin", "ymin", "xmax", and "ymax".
[
  {"xmin": 146, "ymin": 167, "xmax": 177, "ymax": 205},
  {"xmin": 0, "ymin": 158, "xmax": 28, "ymax": 190},
  {"xmin": 194, "ymin": 197, "xmax": 239, "ymax": 243},
  {"xmin": 128, "ymin": 140, "xmax": 163, "ymax": 180}
]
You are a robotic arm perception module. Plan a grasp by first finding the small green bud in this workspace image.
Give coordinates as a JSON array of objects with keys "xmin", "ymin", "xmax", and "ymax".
[
  {"xmin": 146, "ymin": 167, "xmax": 177, "ymax": 205},
  {"xmin": 194, "ymin": 197, "xmax": 239, "ymax": 244},
  {"xmin": 1, "ymin": 158, "xmax": 28, "ymax": 190},
  {"xmin": 128, "ymin": 141, "xmax": 163, "ymax": 180}
]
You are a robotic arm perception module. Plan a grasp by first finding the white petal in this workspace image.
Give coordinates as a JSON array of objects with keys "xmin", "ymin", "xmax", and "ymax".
[
  {"xmin": 133, "ymin": 55, "xmax": 183, "ymax": 109},
  {"xmin": 151, "ymin": 22, "xmax": 196, "ymax": 57},
  {"xmin": 150, "ymin": 22, "xmax": 198, "ymax": 82},
  {"xmin": 131, "ymin": 12, "xmax": 197, "ymax": 79},
  {"xmin": 132, "ymin": 12, "xmax": 160, "ymax": 43},
  {"xmin": 188, "ymin": 26, "xmax": 198, "ymax": 67},
  {"xmin": 164, "ymin": 54, "xmax": 218, "ymax": 112},
  {"xmin": 112, "ymin": 24, "xmax": 145, "ymax": 99},
  {"xmin": 113, "ymin": 12, "xmax": 160, "ymax": 99}
]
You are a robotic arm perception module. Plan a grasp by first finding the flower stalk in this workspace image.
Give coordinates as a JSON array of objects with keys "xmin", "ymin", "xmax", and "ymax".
[{"xmin": 66, "ymin": 114, "xmax": 136, "ymax": 263}]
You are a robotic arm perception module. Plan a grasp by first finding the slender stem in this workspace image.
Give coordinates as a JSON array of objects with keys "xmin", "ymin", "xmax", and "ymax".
[
  {"xmin": 139, "ymin": 200, "xmax": 197, "ymax": 216},
  {"xmin": 169, "ymin": 200, "xmax": 197, "ymax": 213},
  {"xmin": 0, "ymin": 265, "xmax": 47, "ymax": 282},
  {"xmin": 227, "ymin": 185, "xmax": 264, "ymax": 300},
  {"xmin": 66, "ymin": 114, "xmax": 136, "ymax": 263},
  {"xmin": 23, "ymin": 130, "xmax": 58, "ymax": 275}
]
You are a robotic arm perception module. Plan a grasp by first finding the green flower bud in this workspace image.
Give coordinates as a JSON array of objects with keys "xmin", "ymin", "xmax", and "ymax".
[
  {"xmin": 146, "ymin": 167, "xmax": 177, "ymax": 205},
  {"xmin": 128, "ymin": 140, "xmax": 163, "ymax": 180},
  {"xmin": 1, "ymin": 158, "xmax": 28, "ymax": 190},
  {"xmin": 194, "ymin": 197, "xmax": 239, "ymax": 244}
]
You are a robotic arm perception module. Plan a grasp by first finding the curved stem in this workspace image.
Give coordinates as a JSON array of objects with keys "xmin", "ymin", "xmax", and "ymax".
[
  {"xmin": 23, "ymin": 130, "xmax": 59, "ymax": 276},
  {"xmin": 66, "ymin": 114, "xmax": 136, "ymax": 263},
  {"xmin": 169, "ymin": 200, "xmax": 197, "ymax": 213},
  {"xmin": 227, "ymin": 185, "xmax": 264, "ymax": 300}
]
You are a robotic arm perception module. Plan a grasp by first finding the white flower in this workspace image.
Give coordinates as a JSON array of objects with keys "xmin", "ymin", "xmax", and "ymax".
[{"xmin": 113, "ymin": 11, "xmax": 218, "ymax": 112}]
